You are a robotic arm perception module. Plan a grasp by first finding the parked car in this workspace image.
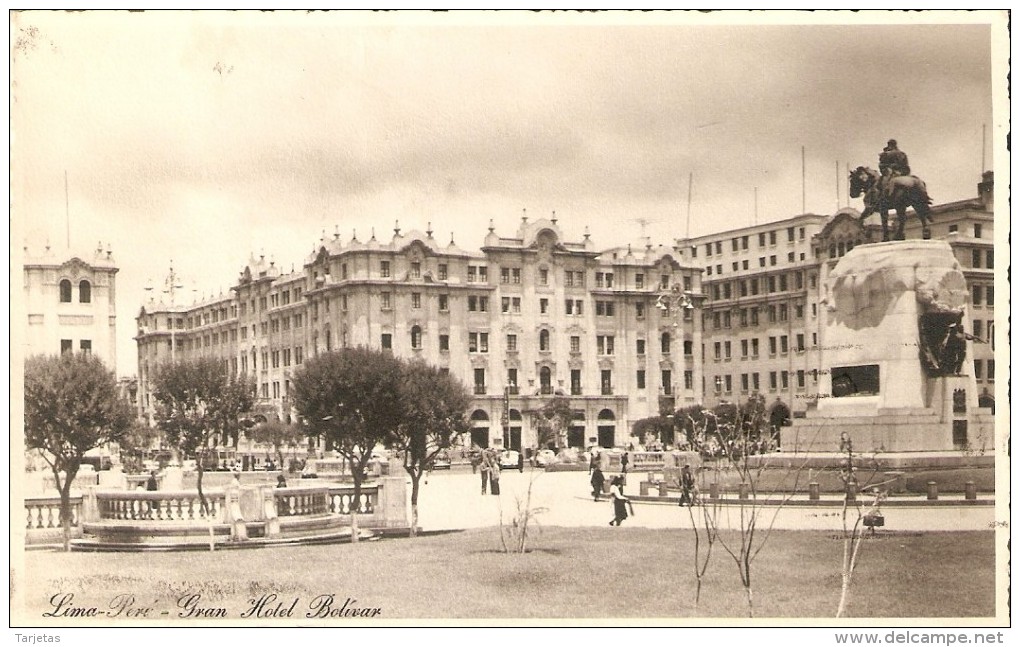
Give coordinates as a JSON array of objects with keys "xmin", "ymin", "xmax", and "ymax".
[
  {"xmin": 430, "ymin": 450, "xmax": 452, "ymax": 470},
  {"xmin": 534, "ymin": 449, "xmax": 558, "ymax": 467},
  {"xmin": 498, "ymin": 450, "xmax": 521, "ymax": 470}
]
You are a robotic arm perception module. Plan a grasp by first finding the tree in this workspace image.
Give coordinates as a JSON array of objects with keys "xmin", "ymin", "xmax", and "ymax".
[
  {"xmin": 631, "ymin": 415, "xmax": 675, "ymax": 447},
  {"xmin": 531, "ymin": 395, "xmax": 572, "ymax": 450},
  {"xmin": 24, "ymin": 353, "xmax": 133, "ymax": 551},
  {"xmin": 117, "ymin": 422, "xmax": 162, "ymax": 473},
  {"xmin": 389, "ymin": 359, "xmax": 472, "ymax": 537},
  {"xmin": 291, "ymin": 347, "xmax": 402, "ymax": 542},
  {"xmin": 835, "ymin": 433, "xmax": 885, "ymax": 618},
  {"xmin": 152, "ymin": 358, "xmax": 256, "ymax": 514},
  {"xmin": 248, "ymin": 420, "xmax": 304, "ymax": 472}
]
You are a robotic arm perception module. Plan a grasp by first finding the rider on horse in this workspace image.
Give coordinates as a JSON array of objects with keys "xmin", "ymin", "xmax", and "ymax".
[{"xmin": 878, "ymin": 139, "xmax": 911, "ymax": 201}]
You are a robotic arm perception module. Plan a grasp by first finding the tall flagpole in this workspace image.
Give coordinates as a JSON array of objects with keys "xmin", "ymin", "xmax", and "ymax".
[
  {"xmin": 801, "ymin": 146, "xmax": 806, "ymax": 214},
  {"xmin": 65, "ymin": 170, "xmax": 70, "ymax": 248},
  {"xmin": 685, "ymin": 172, "xmax": 693, "ymax": 239}
]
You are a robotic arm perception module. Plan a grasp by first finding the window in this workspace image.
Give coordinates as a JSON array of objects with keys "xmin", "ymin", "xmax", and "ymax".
[
  {"xmin": 601, "ymin": 370, "xmax": 613, "ymax": 395},
  {"xmin": 973, "ymin": 359, "xmax": 983, "ymax": 380},
  {"xmin": 501, "ymin": 267, "xmax": 511, "ymax": 284},
  {"xmin": 769, "ymin": 337, "xmax": 778, "ymax": 355},
  {"xmin": 565, "ymin": 270, "xmax": 584, "ymax": 287},
  {"xmin": 769, "ymin": 231, "xmax": 777, "ymax": 245},
  {"xmin": 596, "ymin": 301, "xmax": 615, "ymax": 316},
  {"xmin": 780, "ymin": 335, "xmax": 789, "ymax": 353},
  {"xmin": 539, "ymin": 268, "xmax": 549, "ymax": 285},
  {"xmin": 797, "ymin": 370, "xmax": 806, "ymax": 388},
  {"xmin": 796, "ymin": 334, "xmax": 805, "ymax": 352},
  {"xmin": 635, "ymin": 273, "xmax": 644, "ymax": 289},
  {"xmin": 770, "ymin": 255, "xmax": 777, "ymax": 266},
  {"xmin": 340, "ymin": 263, "xmax": 348, "ymax": 280},
  {"xmin": 78, "ymin": 339, "xmax": 91, "ymax": 354},
  {"xmin": 972, "ymin": 285, "xmax": 983, "ymax": 306},
  {"xmin": 741, "ymin": 374, "xmax": 750, "ymax": 391},
  {"xmin": 759, "ymin": 257, "xmax": 766, "ymax": 268},
  {"xmin": 508, "ymin": 369, "xmax": 519, "ymax": 393},
  {"xmin": 411, "ymin": 325, "xmax": 422, "ymax": 349},
  {"xmin": 714, "ymin": 342, "xmax": 722, "ymax": 360},
  {"xmin": 715, "ymin": 241, "xmax": 722, "ymax": 255},
  {"xmin": 741, "ymin": 339, "xmax": 749, "ymax": 358},
  {"xmin": 636, "ymin": 339, "xmax": 646, "ymax": 355},
  {"xmin": 769, "ymin": 372, "xmax": 778, "ymax": 390},
  {"xmin": 948, "ymin": 224, "xmax": 958, "ymax": 233},
  {"xmin": 78, "ymin": 280, "xmax": 91, "ymax": 303},
  {"xmin": 787, "ymin": 227, "xmax": 795, "ymax": 242},
  {"xmin": 439, "ymin": 294, "xmax": 449, "ymax": 312},
  {"xmin": 59, "ymin": 279, "xmax": 72, "ymax": 303},
  {"xmin": 637, "ymin": 370, "xmax": 646, "ymax": 390},
  {"xmin": 381, "ymin": 292, "xmax": 392, "ymax": 309},
  {"xmin": 381, "ymin": 334, "xmax": 392, "ymax": 350},
  {"xmin": 506, "ymin": 334, "xmax": 518, "ymax": 351},
  {"xmin": 758, "ymin": 232, "xmax": 766, "ymax": 247},
  {"xmin": 684, "ymin": 370, "xmax": 694, "ymax": 390},
  {"xmin": 283, "ymin": 349, "xmax": 291, "ymax": 366},
  {"xmin": 468, "ymin": 296, "xmax": 489, "ymax": 312},
  {"xmin": 972, "ymin": 249, "xmax": 982, "ymax": 268},
  {"xmin": 411, "ymin": 293, "xmax": 421, "ymax": 309},
  {"xmin": 512, "ymin": 297, "xmax": 521, "ymax": 313},
  {"xmin": 635, "ymin": 303, "xmax": 645, "ymax": 319},
  {"xmin": 438, "ymin": 264, "xmax": 448, "ymax": 280},
  {"xmin": 660, "ymin": 274, "xmax": 670, "ymax": 289},
  {"xmin": 725, "ymin": 375, "xmax": 732, "ymax": 393},
  {"xmin": 684, "ymin": 340, "xmax": 693, "ymax": 356},
  {"xmin": 571, "ymin": 370, "xmax": 582, "ymax": 395},
  {"xmin": 439, "ymin": 334, "xmax": 449, "ymax": 352},
  {"xmin": 781, "ymin": 371, "xmax": 789, "ymax": 389},
  {"xmin": 724, "ymin": 341, "xmax": 732, "ymax": 359},
  {"xmin": 540, "ymin": 298, "xmax": 549, "ymax": 314},
  {"xmin": 706, "ymin": 243, "xmax": 714, "ymax": 257},
  {"xmin": 597, "ymin": 335, "xmax": 615, "ymax": 355},
  {"xmin": 570, "ymin": 336, "xmax": 581, "ymax": 353},
  {"xmin": 752, "ymin": 372, "xmax": 760, "ymax": 390},
  {"xmin": 988, "ymin": 359, "xmax": 995, "ymax": 381},
  {"xmin": 986, "ymin": 249, "xmax": 994, "ymax": 269},
  {"xmin": 973, "ymin": 224, "xmax": 982, "ymax": 238},
  {"xmin": 469, "ymin": 332, "xmax": 489, "ymax": 353},
  {"xmin": 986, "ymin": 285, "xmax": 994, "ymax": 306},
  {"xmin": 474, "ymin": 368, "xmax": 486, "ymax": 395},
  {"xmin": 502, "ymin": 297, "xmax": 512, "ymax": 313},
  {"xmin": 661, "ymin": 332, "xmax": 671, "ymax": 354},
  {"xmin": 716, "ymin": 264, "xmax": 723, "ymax": 275},
  {"xmin": 732, "ymin": 238, "xmax": 739, "ymax": 252},
  {"xmin": 751, "ymin": 338, "xmax": 759, "ymax": 357}
]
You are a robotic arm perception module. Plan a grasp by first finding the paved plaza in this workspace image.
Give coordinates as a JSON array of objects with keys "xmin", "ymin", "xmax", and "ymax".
[{"xmin": 413, "ymin": 468, "xmax": 997, "ymax": 534}]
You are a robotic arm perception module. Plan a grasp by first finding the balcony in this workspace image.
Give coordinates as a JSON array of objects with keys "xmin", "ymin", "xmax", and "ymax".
[
  {"xmin": 601, "ymin": 386, "xmax": 613, "ymax": 396},
  {"xmin": 474, "ymin": 385, "xmax": 486, "ymax": 395},
  {"xmin": 540, "ymin": 385, "xmax": 554, "ymax": 395},
  {"xmin": 507, "ymin": 385, "xmax": 520, "ymax": 395}
]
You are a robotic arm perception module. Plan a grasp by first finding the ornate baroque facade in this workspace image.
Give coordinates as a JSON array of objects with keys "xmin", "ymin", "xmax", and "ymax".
[{"xmin": 136, "ymin": 217, "xmax": 706, "ymax": 450}]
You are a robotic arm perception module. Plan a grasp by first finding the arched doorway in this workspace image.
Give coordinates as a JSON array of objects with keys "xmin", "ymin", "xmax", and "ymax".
[
  {"xmin": 508, "ymin": 409, "xmax": 522, "ymax": 452},
  {"xmin": 568, "ymin": 410, "xmax": 586, "ymax": 448},
  {"xmin": 597, "ymin": 409, "xmax": 616, "ymax": 448},
  {"xmin": 470, "ymin": 409, "xmax": 490, "ymax": 448}
]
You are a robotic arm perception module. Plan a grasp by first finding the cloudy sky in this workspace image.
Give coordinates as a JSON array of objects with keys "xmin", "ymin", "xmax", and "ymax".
[{"xmin": 11, "ymin": 11, "xmax": 1002, "ymax": 377}]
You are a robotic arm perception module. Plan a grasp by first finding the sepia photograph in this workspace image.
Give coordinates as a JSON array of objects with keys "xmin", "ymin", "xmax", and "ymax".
[{"xmin": 8, "ymin": 8, "xmax": 1011, "ymax": 636}]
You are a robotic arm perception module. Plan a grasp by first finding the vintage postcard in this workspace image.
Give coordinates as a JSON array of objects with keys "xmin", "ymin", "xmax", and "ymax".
[{"xmin": 8, "ymin": 9, "xmax": 1011, "ymax": 638}]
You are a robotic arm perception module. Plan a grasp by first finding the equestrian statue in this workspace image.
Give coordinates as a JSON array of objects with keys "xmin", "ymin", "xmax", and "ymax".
[{"xmin": 849, "ymin": 139, "xmax": 933, "ymax": 242}]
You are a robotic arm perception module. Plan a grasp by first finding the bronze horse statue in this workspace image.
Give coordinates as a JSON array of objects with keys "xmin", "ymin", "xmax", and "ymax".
[{"xmin": 849, "ymin": 166, "xmax": 933, "ymax": 241}]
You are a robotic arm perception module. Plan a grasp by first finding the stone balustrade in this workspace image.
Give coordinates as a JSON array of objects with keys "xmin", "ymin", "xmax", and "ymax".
[
  {"xmin": 94, "ymin": 490, "xmax": 226, "ymax": 522},
  {"xmin": 25, "ymin": 495, "xmax": 82, "ymax": 530},
  {"xmin": 25, "ymin": 476, "xmax": 407, "ymax": 547},
  {"xmin": 326, "ymin": 484, "xmax": 378, "ymax": 515}
]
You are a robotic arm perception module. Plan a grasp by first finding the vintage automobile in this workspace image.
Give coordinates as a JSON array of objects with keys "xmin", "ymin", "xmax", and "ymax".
[
  {"xmin": 534, "ymin": 449, "xmax": 558, "ymax": 467},
  {"xmin": 430, "ymin": 450, "xmax": 452, "ymax": 470},
  {"xmin": 498, "ymin": 450, "xmax": 521, "ymax": 470}
]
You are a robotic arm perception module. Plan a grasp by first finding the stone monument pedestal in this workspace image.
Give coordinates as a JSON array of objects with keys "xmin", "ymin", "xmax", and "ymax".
[{"xmin": 782, "ymin": 240, "xmax": 993, "ymax": 454}]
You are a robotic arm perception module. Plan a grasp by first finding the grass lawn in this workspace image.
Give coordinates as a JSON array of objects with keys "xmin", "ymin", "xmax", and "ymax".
[{"xmin": 20, "ymin": 527, "xmax": 996, "ymax": 621}]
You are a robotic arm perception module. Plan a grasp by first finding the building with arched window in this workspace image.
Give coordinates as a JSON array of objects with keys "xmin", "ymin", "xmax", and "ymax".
[
  {"xmin": 23, "ymin": 242, "xmax": 119, "ymax": 368},
  {"xmin": 135, "ymin": 218, "xmax": 707, "ymax": 449}
]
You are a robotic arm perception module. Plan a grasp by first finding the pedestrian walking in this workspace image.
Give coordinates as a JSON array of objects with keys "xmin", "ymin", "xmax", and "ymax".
[
  {"xmin": 518, "ymin": 451, "xmax": 525, "ymax": 473},
  {"xmin": 621, "ymin": 451, "xmax": 629, "ymax": 474},
  {"xmin": 480, "ymin": 449, "xmax": 491, "ymax": 494},
  {"xmin": 609, "ymin": 476, "xmax": 634, "ymax": 526},
  {"xmin": 589, "ymin": 451, "xmax": 598, "ymax": 475},
  {"xmin": 591, "ymin": 466, "xmax": 605, "ymax": 502},
  {"xmin": 677, "ymin": 464, "xmax": 695, "ymax": 507},
  {"xmin": 490, "ymin": 459, "xmax": 501, "ymax": 496}
]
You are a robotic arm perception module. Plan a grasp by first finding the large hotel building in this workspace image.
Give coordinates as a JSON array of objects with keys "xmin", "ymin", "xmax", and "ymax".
[{"xmin": 135, "ymin": 172, "xmax": 996, "ymax": 451}]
